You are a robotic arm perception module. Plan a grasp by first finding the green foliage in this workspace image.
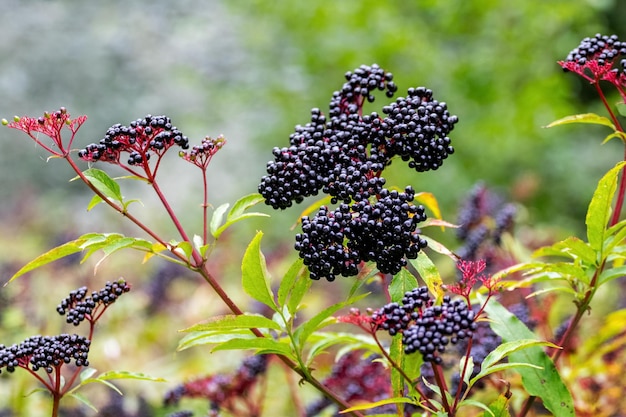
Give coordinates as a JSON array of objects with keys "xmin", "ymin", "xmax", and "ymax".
[{"xmin": 483, "ymin": 298, "xmax": 574, "ymax": 417}]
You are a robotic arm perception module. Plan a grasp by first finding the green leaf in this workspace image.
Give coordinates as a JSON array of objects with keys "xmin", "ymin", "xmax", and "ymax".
[
  {"xmin": 276, "ymin": 258, "xmax": 312, "ymax": 315},
  {"xmin": 598, "ymin": 265, "xmax": 626, "ymax": 285},
  {"xmin": 94, "ymin": 370, "xmax": 166, "ymax": 383},
  {"xmin": 545, "ymin": 113, "xmax": 615, "ymax": 130},
  {"xmin": 389, "ymin": 332, "xmax": 422, "ymax": 400},
  {"xmin": 533, "ymin": 236, "xmax": 597, "ymax": 265},
  {"xmin": 586, "ymin": 162, "xmax": 626, "ymax": 252},
  {"xmin": 177, "ymin": 330, "xmax": 255, "ymax": 351},
  {"xmin": 470, "ymin": 362, "xmax": 543, "ymax": 386},
  {"xmin": 339, "ymin": 397, "xmax": 417, "ymax": 414},
  {"xmin": 408, "ymin": 252, "xmax": 444, "ymax": 301},
  {"xmin": 209, "ymin": 203, "xmax": 229, "ymax": 238},
  {"xmin": 460, "ymin": 398, "xmax": 497, "ymax": 417},
  {"xmin": 479, "ymin": 393, "xmax": 511, "ymax": 417},
  {"xmin": 242, "ymin": 231, "xmax": 277, "ymax": 311},
  {"xmin": 389, "ymin": 268, "xmax": 418, "ymax": 303},
  {"xmin": 86, "ymin": 194, "xmax": 104, "ymax": 211},
  {"xmin": 83, "ymin": 168, "xmax": 124, "ymax": 204},
  {"xmin": 481, "ymin": 297, "xmax": 574, "ymax": 417},
  {"xmin": 213, "ymin": 193, "xmax": 270, "ymax": 239},
  {"xmin": 414, "ymin": 191, "xmax": 442, "ymax": 220},
  {"xmin": 6, "ymin": 238, "xmax": 85, "ymax": 284},
  {"xmin": 67, "ymin": 392, "xmax": 99, "ymax": 413},
  {"xmin": 211, "ymin": 337, "xmax": 292, "ymax": 356},
  {"xmin": 181, "ymin": 314, "xmax": 282, "ymax": 332},
  {"xmin": 295, "ymin": 293, "xmax": 368, "ymax": 349}
]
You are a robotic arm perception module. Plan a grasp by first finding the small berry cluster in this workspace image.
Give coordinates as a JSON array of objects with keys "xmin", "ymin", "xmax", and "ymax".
[
  {"xmin": 372, "ymin": 287, "xmax": 476, "ymax": 363},
  {"xmin": 260, "ymin": 64, "xmax": 456, "ymax": 280},
  {"xmin": 57, "ymin": 279, "xmax": 131, "ymax": 326},
  {"xmin": 455, "ymin": 182, "xmax": 516, "ymax": 266},
  {"xmin": 164, "ymin": 354, "xmax": 269, "ymax": 415},
  {"xmin": 560, "ymin": 34, "xmax": 626, "ymax": 92},
  {"xmin": 179, "ymin": 135, "xmax": 225, "ymax": 169},
  {"xmin": 0, "ymin": 334, "xmax": 90, "ymax": 374},
  {"xmin": 78, "ymin": 115, "xmax": 190, "ymax": 167},
  {"xmin": 305, "ymin": 350, "xmax": 413, "ymax": 417},
  {"xmin": 295, "ymin": 188, "xmax": 427, "ymax": 280}
]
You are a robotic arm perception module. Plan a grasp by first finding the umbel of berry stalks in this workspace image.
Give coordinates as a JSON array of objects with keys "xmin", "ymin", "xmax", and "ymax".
[{"xmin": 258, "ymin": 64, "xmax": 458, "ymax": 281}]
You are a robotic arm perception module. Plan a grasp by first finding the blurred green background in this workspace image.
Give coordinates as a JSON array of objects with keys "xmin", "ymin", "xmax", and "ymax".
[{"xmin": 1, "ymin": 1, "xmax": 626, "ymax": 415}]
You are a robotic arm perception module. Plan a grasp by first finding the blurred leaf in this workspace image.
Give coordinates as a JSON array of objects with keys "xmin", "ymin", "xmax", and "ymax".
[
  {"xmin": 586, "ymin": 162, "xmax": 626, "ymax": 252},
  {"xmin": 408, "ymin": 252, "xmax": 444, "ymax": 302},
  {"xmin": 533, "ymin": 236, "xmax": 597, "ymax": 265},
  {"xmin": 86, "ymin": 194, "xmax": 104, "ymax": 211},
  {"xmin": 415, "ymin": 191, "xmax": 442, "ymax": 220},
  {"xmin": 94, "ymin": 370, "xmax": 166, "ymax": 382},
  {"xmin": 459, "ymin": 398, "xmax": 497, "ymax": 416},
  {"xmin": 598, "ymin": 265, "xmax": 626, "ymax": 285},
  {"xmin": 181, "ymin": 314, "xmax": 282, "ymax": 332},
  {"xmin": 479, "ymin": 392, "xmax": 511, "ymax": 417},
  {"xmin": 83, "ymin": 168, "xmax": 124, "ymax": 205},
  {"xmin": 213, "ymin": 193, "xmax": 270, "ymax": 239},
  {"xmin": 242, "ymin": 231, "xmax": 277, "ymax": 311},
  {"xmin": 389, "ymin": 268, "xmax": 418, "ymax": 303},
  {"xmin": 339, "ymin": 397, "xmax": 417, "ymax": 413},
  {"xmin": 421, "ymin": 235, "xmax": 457, "ymax": 259},
  {"xmin": 67, "ymin": 392, "xmax": 98, "ymax": 413},
  {"xmin": 481, "ymin": 297, "xmax": 574, "ymax": 417},
  {"xmin": 545, "ymin": 113, "xmax": 615, "ymax": 130},
  {"xmin": 170, "ymin": 240, "xmax": 193, "ymax": 260}
]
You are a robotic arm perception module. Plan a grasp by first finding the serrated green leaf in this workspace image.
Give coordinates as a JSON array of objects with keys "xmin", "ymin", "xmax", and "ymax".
[
  {"xmin": 177, "ymin": 330, "xmax": 255, "ymax": 351},
  {"xmin": 277, "ymin": 258, "xmax": 305, "ymax": 308},
  {"xmin": 408, "ymin": 252, "xmax": 444, "ymax": 301},
  {"xmin": 389, "ymin": 268, "xmax": 418, "ymax": 303},
  {"xmin": 587, "ymin": 162, "xmax": 626, "ymax": 252},
  {"xmin": 181, "ymin": 314, "xmax": 282, "ymax": 332},
  {"xmin": 598, "ymin": 265, "xmax": 626, "ymax": 285},
  {"xmin": 242, "ymin": 231, "xmax": 277, "ymax": 311},
  {"xmin": 470, "ymin": 362, "xmax": 543, "ymax": 386},
  {"xmin": 339, "ymin": 397, "xmax": 417, "ymax": 414},
  {"xmin": 545, "ymin": 113, "xmax": 615, "ymax": 130},
  {"xmin": 481, "ymin": 297, "xmax": 574, "ymax": 417},
  {"xmin": 533, "ymin": 237, "xmax": 597, "ymax": 265},
  {"xmin": 209, "ymin": 203, "xmax": 229, "ymax": 238},
  {"xmin": 83, "ymin": 168, "xmax": 124, "ymax": 204},
  {"xmin": 67, "ymin": 392, "xmax": 99, "ymax": 412},
  {"xmin": 211, "ymin": 337, "xmax": 292, "ymax": 356}
]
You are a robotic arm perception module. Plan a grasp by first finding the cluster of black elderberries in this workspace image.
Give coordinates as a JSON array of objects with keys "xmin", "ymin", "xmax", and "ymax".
[
  {"xmin": 78, "ymin": 115, "xmax": 190, "ymax": 166},
  {"xmin": 0, "ymin": 334, "xmax": 90, "ymax": 374},
  {"xmin": 372, "ymin": 286, "xmax": 476, "ymax": 363},
  {"xmin": 563, "ymin": 33, "xmax": 626, "ymax": 69},
  {"xmin": 259, "ymin": 64, "xmax": 458, "ymax": 281},
  {"xmin": 57, "ymin": 279, "xmax": 131, "ymax": 326}
]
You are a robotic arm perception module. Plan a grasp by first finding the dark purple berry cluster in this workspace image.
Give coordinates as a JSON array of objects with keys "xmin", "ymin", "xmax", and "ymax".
[
  {"xmin": 373, "ymin": 287, "xmax": 476, "ymax": 363},
  {"xmin": 563, "ymin": 33, "xmax": 626, "ymax": 69},
  {"xmin": 260, "ymin": 64, "xmax": 454, "ymax": 280},
  {"xmin": 78, "ymin": 115, "xmax": 190, "ymax": 166},
  {"xmin": 57, "ymin": 279, "xmax": 131, "ymax": 326},
  {"xmin": 0, "ymin": 334, "xmax": 90, "ymax": 374},
  {"xmin": 295, "ymin": 187, "xmax": 427, "ymax": 280},
  {"xmin": 455, "ymin": 182, "xmax": 516, "ymax": 263}
]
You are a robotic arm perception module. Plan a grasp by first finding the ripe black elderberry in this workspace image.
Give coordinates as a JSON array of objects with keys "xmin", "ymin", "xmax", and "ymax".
[
  {"xmin": 373, "ymin": 287, "xmax": 477, "ymax": 363},
  {"xmin": 78, "ymin": 115, "xmax": 189, "ymax": 166},
  {"xmin": 0, "ymin": 334, "xmax": 90, "ymax": 374},
  {"xmin": 57, "ymin": 279, "xmax": 131, "ymax": 326},
  {"xmin": 564, "ymin": 33, "xmax": 626, "ymax": 69},
  {"xmin": 260, "ymin": 64, "xmax": 458, "ymax": 281}
]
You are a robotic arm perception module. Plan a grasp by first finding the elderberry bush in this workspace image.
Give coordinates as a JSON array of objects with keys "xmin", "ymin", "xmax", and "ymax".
[
  {"xmin": 372, "ymin": 287, "xmax": 477, "ymax": 363},
  {"xmin": 259, "ymin": 64, "xmax": 458, "ymax": 281}
]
